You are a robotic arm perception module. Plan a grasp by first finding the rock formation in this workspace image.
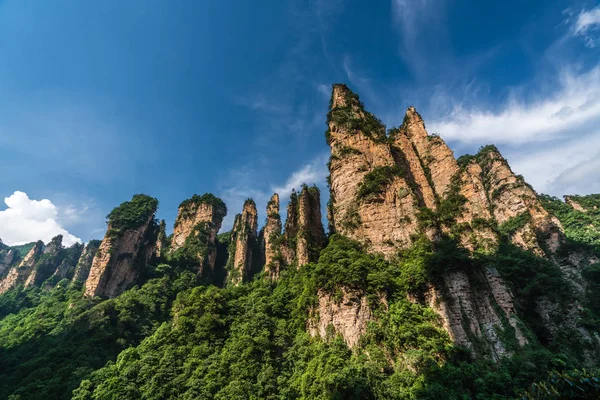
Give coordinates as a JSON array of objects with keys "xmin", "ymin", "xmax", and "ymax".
[
  {"xmin": 308, "ymin": 289, "xmax": 372, "ymax": 348},
  {"xmin": 84, "ymin": 195, "xmax": 159, "ymax": 298},
  {"xmin": 323, "ymin": 84, "xmax": 567, "ymax": 357},
  {"xmin": 0, "ymin": 248, "xmax": 16, "ymax": 277},
  {"xmin": 261, "ymin": 194, "xmax": 283, "ymax": 278},
  {"xmin": 170, "ymin": 194, "xmax": 227, "ymax": 275},
  {"xmin": 296, "ymin": 185, "xmax": 327, "ymax": 266},
  {"xmin": 72, "ymin": 240, "xmax": 101, "ymax": 283},
  {"xmin": 24, "ymin": 235, "xmax": 64, "ymax": 288},
  {"xmin": 327, "ymin": 84, "xmax": 423, "ymax": 255},
  {"xmin": 0, "ymin": 241, "xmax": 44, "ymax": 294},
  {"xmin": 226, "ymin": 199, "xmax": 258, "ymax": 286}
]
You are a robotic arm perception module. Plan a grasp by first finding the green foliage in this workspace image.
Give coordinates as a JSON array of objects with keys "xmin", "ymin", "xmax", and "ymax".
[
  {"xmin": 498, "ymin": 211, "xmax": 532, "ymax": 236},
  {"xmin": 521, "ymin": 369, "xmax": 600, "ymax": 399},
  {"xmin": 539, "ymin": 194, "xmax": 600, "ymax": 249},
  {"xmin": 178, "ymin": 193, "xmax": 227, "ymax": 219},
  {"xmin": 0, "ymin": 264, "xmax": 196, "ymax": 399},
  {"xmin": 326, "ymin": 85, "xmax": 387, "ymax": 144},
  {"xmin": 106, "ymin": 194, "xmax": 158, "ymax": 239},
  {"xmin": 357, "ymin": 165, "xmax": 404, "ymax": 202}
]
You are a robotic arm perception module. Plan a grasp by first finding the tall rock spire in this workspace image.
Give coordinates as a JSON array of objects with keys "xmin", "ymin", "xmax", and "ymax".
[
  {"xmin": 169, "ymin": 194, "xmax": 227, "ymax": 276},
  {"xmin": 84, "ymin": 195, "xmax": 159, "ymax": 298},
  {"xmin": 226, "ymin": 199, "xmax": 258, "ymax": 286},
  {"xmin": 262, "ymin": 193, "xmax": 283, "ymax": 278}
]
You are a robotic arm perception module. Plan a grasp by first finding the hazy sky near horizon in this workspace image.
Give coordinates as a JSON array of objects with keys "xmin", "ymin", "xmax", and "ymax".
[{"xmin": 0, "ymin": 0, "xmax": 599, "ymax": 245}]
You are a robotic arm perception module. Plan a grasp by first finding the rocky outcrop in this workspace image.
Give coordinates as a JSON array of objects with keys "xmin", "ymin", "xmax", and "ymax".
[
  {"xmin": 261, "ymin": 194, "xmax": 283, "ymax": 278},
  {"xmin": 0, "ymin": 241, "xmax": 44, "ymax": 294},
  {"xmin": 565, "ymin": 196, "xmax": 587, "ymax": 212},
  {"xmin": 425, "ymin": 268, "xmax": 527, "ymax": 361},
  {"xmin": 24, "ymin": 235, "xmax": 64, "ymax": 288},
  {"xmin": 308, "ymin": 289, "xmax": 373, "ymax": 348},
  {"xmin": 269, "ymin": 186, "xmax": 326, "ymax": 271},
  {"xmin": 324, "ymin": 84, "xmax": 567, "ymax": 358},
  {"xmin": 327, "ymin": 84, "xmax": 423, "ymax": 255},
  {"xmin": 170, "ymin": 194, "xmax": 227, "ymax": 275},
  {"xmin": 477, "ymin": 148, "xmax": 563, "ymax": 254},
  {"xmin": 45, "ymin": 243, "xmax": 85, "ymax": 288},
  {"xmin": 84, "ymin": 195, "xmax": 159, "ymax": 298},
  {"xmin": 226, "ymin": 199, "xmax": 258, "ymax": 286},
  {"xmin": 296, "ymin": 186, "xmax": 326, "ymax": 266},
  {"xmin": 72, "ymin": 240, "xmax": 101, "ymax": 282},
  {"xmin": 0, "ymin": 249, "xmax": 16, "ymax": 277}
]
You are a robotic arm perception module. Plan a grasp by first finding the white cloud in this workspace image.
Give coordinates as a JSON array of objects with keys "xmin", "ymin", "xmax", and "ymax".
[
  {"xmin": 571, "ymin": 6, "xmax": 600, "ymax": 47},
  {"xmin": 0, "ymin": 191, "xmax": 81, "ymax": 246},
  {"xmin": 429, "ymin": 66, "xmax": 600, "ymax": 144},
  {"xmin": 272, "ymin": 153, "xmax": 329, "ymax": 200},
  {"xmin": 422, "ymin": 65, "xmax": 600, "ymax": 196},
  {"xmin": 219, "ymin": 154, "xmax": 329, "ymax": 232}
]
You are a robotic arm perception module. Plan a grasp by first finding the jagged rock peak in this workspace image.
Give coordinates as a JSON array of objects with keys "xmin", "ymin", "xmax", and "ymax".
[
  {"xmin": 262, "ymin": 193, "xmax": 282, "ymax": 278},
  {"xmin": 0, "ymin": 240, "xmax": 44, "ymax": 294},
  {"xmin": 84, "ymin": 194, "xmax": 159, "ymax": 298},
  {"xmin": 226, "ymin": 198, "xmax": 258, "ymax": 286},
  {"xmin": 24, "ymin": 235, "xmax": 65, "ymax": 288}
]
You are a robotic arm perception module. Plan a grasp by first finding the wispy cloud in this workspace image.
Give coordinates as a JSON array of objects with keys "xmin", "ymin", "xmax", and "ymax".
[
  {"xmin": 570, "ymin": 5, "xmax": 600, "ymax": 47},
  {"xmin": 272, "ymin": 153, "xmax": 329, "ymax": 199},
  {"xmin": 429, "ymin": 66, "xmax": 600, "ymax": 144},
  {"xmin": 219, "ymin": 154, "xmax": 329, "ymax": 231}
]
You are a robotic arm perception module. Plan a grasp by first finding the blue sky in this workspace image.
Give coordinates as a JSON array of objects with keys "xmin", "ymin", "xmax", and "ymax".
[{"xmin": 0, "ymin": 0, "xmax": 599, "ymax": 245}]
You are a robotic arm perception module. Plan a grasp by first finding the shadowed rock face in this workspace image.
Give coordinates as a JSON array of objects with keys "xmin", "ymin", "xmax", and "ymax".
[
  {"xmin": 0, "ymin": 241, "xmax": 44, "ymax": 294},
  {"xmin": 72, "ymin": 240, "xmax": 101, "ymax": 283},
  {"xmin": 24, "ymin": 235, "xmax": 64, "ymax": 288},
  {"xmin": 226, "ymin": 199, "xmax": 258, "ymax": 286},
  {"xmin": 296, "ymin": 186, "xmax": 326, "ymax": 266},
  {"xmin": 0, "ymin": 249, "xmax": 16, "ymax": 277}
]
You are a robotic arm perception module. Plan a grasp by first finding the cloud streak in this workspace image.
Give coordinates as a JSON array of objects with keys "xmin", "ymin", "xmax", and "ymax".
[
  {"xmin": 571, "ymin": 5, "xmax": 600, "ymax": 48},
  {"xmin": 429, "ymin": 66, "xmax": 600, "ymax": 144}
]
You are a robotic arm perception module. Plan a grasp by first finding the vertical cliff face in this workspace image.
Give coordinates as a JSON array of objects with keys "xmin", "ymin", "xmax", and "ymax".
[
  {"xmin": 261, "ymin": 194, "xmax": 283, "ymax": 278},
  {"xmin": 296, "ymin": 185, "xmax": 326, "ymax": 266},
  {"xmin": 226, "ymin": 199, "xmax": 258, "ymax": 286},
  {"xmin": 327, "ymin": 84, "xmax": 422, "ymax": 255},
  {"xmin": 308, "ymin": 289, "xmax": 373, "ymax": 348},
  {"xmin": 0, "ymin": 241, "xmax": 44, "ymax": 294},
  {"xmin": 170, "ymin": 194, "xmax": 227, "ymax": 275},
  {"xmin": 84, "ymin": 195, "xmax": 159, "ymax": 298},
  {"xmin": 72, "ymin": 240, "xmax": 101, "ymax": 283},
  {"xmin": 402, "ymin": 107, "xmax": 460, "ymax": 198}
]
